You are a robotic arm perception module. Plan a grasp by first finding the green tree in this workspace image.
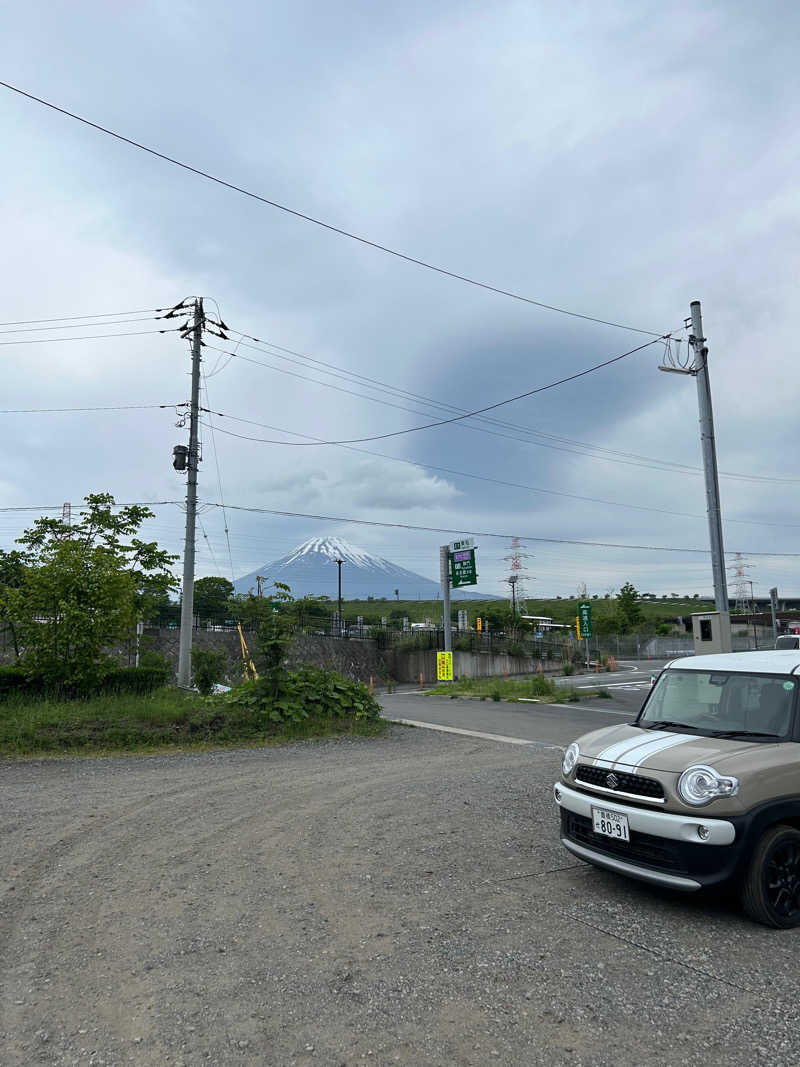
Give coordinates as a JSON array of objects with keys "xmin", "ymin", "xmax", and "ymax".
[
  {"xmin": 193, "ymin": 576, "xmax": 235, "ymax": 618},
  {"xmin": 6, "ymin": 493, "xmax": 177, "ymax": 689},
  {"xmin": 0, "ymin": 549, "xmax": 26, "ymax": 659},
  {"xmin": 615, "ymin": 581, "xmax": 644, "ymax": 635}
]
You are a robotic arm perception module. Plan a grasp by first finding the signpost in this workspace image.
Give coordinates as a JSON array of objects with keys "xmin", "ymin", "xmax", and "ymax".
[
  {"xmin": 450, "ymin": 548, "xmax": 477, "ymax": 588},
  {"xmin": 437, "ymin": 651, "xmax": 453, "ymax": 681},
  {"xmin": 578, "ymin": 600, "xmax": 592, "ymax": 669},
  {"xmin": 440, "ymin": 540, "xmax": 479, "ymax": 676}
]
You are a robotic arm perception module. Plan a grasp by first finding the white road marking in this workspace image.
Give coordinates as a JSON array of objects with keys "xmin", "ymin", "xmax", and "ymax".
[
  {"xmin": 576, "ymin": 681, "xmax": 652, "ymax": 691},
  {"xmin": 387, "ymin": 717, "xmax": 563, "ymax": 750}
]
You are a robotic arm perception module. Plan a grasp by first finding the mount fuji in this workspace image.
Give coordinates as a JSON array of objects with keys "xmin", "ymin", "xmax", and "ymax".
[{"xmin": 233, "ymin": 536, "xmax": 493, "ymax": 601}]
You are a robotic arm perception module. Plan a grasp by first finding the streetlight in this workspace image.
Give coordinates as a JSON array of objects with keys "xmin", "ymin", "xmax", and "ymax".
[{"xmin": 335, "ymin": 558, "xmax": 344, "ymax": 635}]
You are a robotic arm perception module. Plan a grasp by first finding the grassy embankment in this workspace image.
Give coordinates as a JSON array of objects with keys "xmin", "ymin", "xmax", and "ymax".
[
  {"xmin": 0, "ymin": 687, "xmax": 387, "ymax": 759},
  {"xmin": 343, "ymin": 596, "xmax": 713, "ymax": 626},
  {"xmin": 427, "ymin": 674, "xmax": 611, "ymax": 704}
]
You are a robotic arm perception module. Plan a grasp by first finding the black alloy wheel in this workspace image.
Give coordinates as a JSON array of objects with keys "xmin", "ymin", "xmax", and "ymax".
[{"xmin": 741, "ymin": 824, "xmax": 800, "ymax": 928}]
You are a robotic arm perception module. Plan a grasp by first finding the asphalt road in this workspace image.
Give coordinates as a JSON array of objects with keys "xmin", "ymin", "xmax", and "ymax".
[{"xmin": 379, "ymin": 661, "xmax": 665, "ymax": 749}]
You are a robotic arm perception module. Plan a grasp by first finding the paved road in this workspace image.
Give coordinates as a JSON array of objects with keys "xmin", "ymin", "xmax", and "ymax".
[{"xmin": 378, "ymin": 661, "xmax": 665, "ymax": 749}]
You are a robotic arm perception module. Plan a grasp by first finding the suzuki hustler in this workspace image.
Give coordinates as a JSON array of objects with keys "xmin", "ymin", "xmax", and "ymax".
[{"xmin": 554, "ymin": 650, "xmax": 800, "ymax": 927}]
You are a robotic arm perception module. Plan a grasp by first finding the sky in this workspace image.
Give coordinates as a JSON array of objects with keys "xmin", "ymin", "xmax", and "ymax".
[{"xmin": 1, "ymin": 0, "xmax": 799, "ymax": 603}]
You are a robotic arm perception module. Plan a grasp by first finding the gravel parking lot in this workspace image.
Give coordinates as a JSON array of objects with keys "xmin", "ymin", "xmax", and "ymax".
[{"xmin": 2, "ymin": 726, "xmax": 800, "ymax": 1066}]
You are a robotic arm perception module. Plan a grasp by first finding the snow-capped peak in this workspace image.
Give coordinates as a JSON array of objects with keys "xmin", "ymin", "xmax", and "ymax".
[{"xmin": 283, "ymin": 536, "xmax": 388, "ymax": 570}]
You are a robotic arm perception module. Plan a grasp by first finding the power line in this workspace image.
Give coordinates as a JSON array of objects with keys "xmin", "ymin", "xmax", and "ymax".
[
  {"xmin": 209, "ymin": 333, "xmax": 800, "ymax": 486},
  {"xmin": 0, "ymin": 316, "xmax": 159, "ymax": 335},
  {"xmin": 198, "ymin": 410, "xmax": 707, "ymax": 521},
  {"xmin": 197, "ymin": 409, "xmax": 800, "ymax": 531},
  {"xmin": 0, "ymin": 309, "xmax": 161, "ymax": 327},
  {"xmin": 201, "ymin": 374, "xmax": 236, "ymax": 583},
  {"xmin": 0, "ymin": 328, "xmax": 179, "ymax": 346},
  {"xmin": 3, "ymin": 499, "xmax": 799, "ymax": 560},
  {"xmin": 200, "ymin": 336, "xmax": 664, "ymax": 447},
  {"xmin": 196, "ymin": 500, "xmax": 800, "ymax": 557},
  {"xmin": 0, "ymin": 79, "xmax": 666, "ymax": 337},
  {"xmin": 0, "ymin": 403, "xmax": 185, "ymax": 414}
]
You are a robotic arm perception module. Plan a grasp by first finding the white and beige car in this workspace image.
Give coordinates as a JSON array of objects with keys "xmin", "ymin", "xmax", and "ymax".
[{"xmin": 555, "ymin": 651, "xmax": 800, "ymax": 927}]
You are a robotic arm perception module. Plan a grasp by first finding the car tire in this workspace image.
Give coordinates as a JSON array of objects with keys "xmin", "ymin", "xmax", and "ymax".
[{"xmin": 741, "ymin": 823, "xmax": 800, "ymax": 928}]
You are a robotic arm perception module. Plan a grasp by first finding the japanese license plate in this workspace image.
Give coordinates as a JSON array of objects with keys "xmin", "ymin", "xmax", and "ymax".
[{"xmin": 592, "ymin": 807, "xmax": 630, "ymax": 842}]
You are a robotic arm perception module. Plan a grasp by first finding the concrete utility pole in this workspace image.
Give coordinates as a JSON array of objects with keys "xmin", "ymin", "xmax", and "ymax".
[
  {"xmin": 177, "ymin": 297, "xmax": 204, "ymax": 687},
  {"xmin": 691, "ymin": 301, "xmax": 729, "ymax": 614},
  {"xmin": 439, "ymin": 545, "xmax": 452, "ymax": 654},
  {"xmin": 659, "ymin": 301, "xmax": 729, "ymax": 618}
]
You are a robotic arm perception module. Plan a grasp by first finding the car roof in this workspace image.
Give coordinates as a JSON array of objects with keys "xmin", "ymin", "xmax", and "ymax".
[{"xmin": 665, "ymin": 650, "xmax": 800, "ymax": 675}]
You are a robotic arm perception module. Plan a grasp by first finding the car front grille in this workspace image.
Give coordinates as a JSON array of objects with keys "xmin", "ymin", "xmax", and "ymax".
[
  {"xmin": 563, "ymin": 811, "xmax": 687, "ymax": 874},
  {"xmin": 575, "ymin": 764, "xmax": 665, "ymax": 801}
]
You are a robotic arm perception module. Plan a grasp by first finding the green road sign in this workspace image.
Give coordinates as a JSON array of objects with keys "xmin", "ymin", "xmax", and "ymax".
[
  {"xmin": 578, "ymin": 600, "xmax": 593, "ymax": 638},
  {"xmin": 450, "ymin": 548, "xmax": 477, "ymax": 587}
]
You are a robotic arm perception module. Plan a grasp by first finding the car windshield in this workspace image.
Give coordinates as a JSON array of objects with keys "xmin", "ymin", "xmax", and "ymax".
[{"xmin": 639, "ymin": 669, "xmax": 797, "ymax": 739}]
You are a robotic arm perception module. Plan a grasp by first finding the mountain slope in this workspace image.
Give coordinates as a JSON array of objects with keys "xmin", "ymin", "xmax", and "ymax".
[{"xmin": 233, "ymin": 536, "xmax": 492, "ymax": 601}]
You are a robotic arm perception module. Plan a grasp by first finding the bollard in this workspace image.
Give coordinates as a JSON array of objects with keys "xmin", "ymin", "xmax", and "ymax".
[
  {"xmin": 595, "ymin": 663, "xmax": 599, "ymax": 673},
  {"xmin": 504, "ymin": 665, "xmax": 508, "ymax": 680},
  {"xmin": 369, "ymin": 675, "xmax": 374, "ymax": 694},
  {"xmin": 420, "ymin": 672, "xmax": 424, "ymax": 690}
]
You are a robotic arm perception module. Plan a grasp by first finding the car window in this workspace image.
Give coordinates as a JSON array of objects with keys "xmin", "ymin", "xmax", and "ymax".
[{"xmin": 641, "ymin": 670, "xmax": 796, "ymax": 737}]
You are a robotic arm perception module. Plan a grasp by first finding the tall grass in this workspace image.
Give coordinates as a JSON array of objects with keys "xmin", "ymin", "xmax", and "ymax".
[{"xmin": 0, "ymin": 687, "xmax": 386, "ymax": 757}]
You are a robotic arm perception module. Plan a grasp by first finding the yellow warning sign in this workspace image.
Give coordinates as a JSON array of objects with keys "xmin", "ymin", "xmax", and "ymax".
[{"xmin": 436, "ymin": 651, "xmax": 453, "ymax": 681}]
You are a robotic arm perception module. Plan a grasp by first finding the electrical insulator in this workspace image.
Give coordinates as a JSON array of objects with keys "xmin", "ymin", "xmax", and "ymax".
[{"xmin": 172, "ymin": 445, "xmax": 189, "ymax": 471}]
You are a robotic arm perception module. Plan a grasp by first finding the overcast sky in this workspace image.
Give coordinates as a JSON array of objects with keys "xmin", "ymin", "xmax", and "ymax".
[{"xmin": 1, "ymin": 0, "xmax": 799, "ymax": 602}]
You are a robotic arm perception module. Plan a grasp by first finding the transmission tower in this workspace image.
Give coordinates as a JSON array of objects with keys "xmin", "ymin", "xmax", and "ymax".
[
  {"xmin": 728, "ymin": 553, "xmax": 754, "ymax": 613},
  {"xmin": 503, "ymin": 537, "xmax": 533, "ymax": 614}
]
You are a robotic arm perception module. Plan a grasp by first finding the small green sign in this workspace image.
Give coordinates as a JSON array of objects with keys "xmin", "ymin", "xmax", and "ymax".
[
  {"xmin": 450, "ymin": 548, "xmax": 477, "ymax": 588},
  {"xmin": 578, "ymin": 600, "xmax": 593, "ymax": 638}
]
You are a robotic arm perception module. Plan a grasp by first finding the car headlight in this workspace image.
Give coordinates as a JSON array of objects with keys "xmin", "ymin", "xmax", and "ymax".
[
  {"xmin": 562, "ymin": 742, "xmax": 580, "ymax": 776},
  {"xmin": 677, "ymin": 765, "xmax": 738, "ymax": 806}
]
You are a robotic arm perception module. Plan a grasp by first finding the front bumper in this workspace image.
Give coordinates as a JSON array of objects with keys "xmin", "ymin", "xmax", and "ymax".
[{"xmin": 554, "ymin": 781, "xmax": 745, "ymax": 891}]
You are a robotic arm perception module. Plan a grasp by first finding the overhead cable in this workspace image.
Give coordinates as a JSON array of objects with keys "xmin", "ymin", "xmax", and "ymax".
[
  {"xmin": 196, "ymin": 501, "xmax": 800, "ymax": 557},
  {"xmin": 0, "ymin": 79, "xmax": 666, "ymax": 337},
  {"xmin": 0, "ymin": 328, "xmax": 179, "ymax": 346},
  {"xmin": 196, "ymin": 410, "xmax": 800, "ymax": 531},
  {"xmin": 199, "ymin": 336, "xmax": 664, "ymax": 446},
  {"xmin": 0, "ymin": 309, "xmax": 161, "ymax": 327}
]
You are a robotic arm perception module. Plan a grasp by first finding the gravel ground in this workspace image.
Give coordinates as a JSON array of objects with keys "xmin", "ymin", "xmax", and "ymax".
[{"xmin": 1, "ymin": 726, "xmax": 800, "ymax": 1066}]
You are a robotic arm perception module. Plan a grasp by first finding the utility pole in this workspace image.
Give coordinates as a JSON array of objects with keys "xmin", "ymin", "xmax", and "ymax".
[
  {"xmin": 770, "ymin": 587, "xmax": 779, "ymax": 642},
  {"xmin": 177, "ymin": 297, "xmax": 204, "ymax": 686},
  {"xmin": 659, "ymin": 301, "xmax": 729, "ymax": 628},
  {"xmin": 440, "ymin": 545, "xmax": 452, "ymax": 653},
  {"xmin": 335, "ymin": 559, "xmax": 344, "ymax": 635},
  {"xmin": 691, "ymin": 301, "xmax": 729, "ymax": 615}
]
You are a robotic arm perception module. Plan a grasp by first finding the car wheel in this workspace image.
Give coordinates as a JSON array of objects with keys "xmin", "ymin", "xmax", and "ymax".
[{"xmin": 741, "ymin": 824, "xmax": 800, "ymax": 928}]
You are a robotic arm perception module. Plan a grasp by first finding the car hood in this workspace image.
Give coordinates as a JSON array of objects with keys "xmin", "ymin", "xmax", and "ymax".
[{"xmin": 576, "ymin": 723, "xmax": 771, "ymax": 774}]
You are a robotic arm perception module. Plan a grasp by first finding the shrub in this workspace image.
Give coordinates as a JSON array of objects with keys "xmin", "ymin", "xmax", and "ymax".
[
  {"xmin": 223, "ymin": 666, "xmax": 380, "ymax": 729},
  {"xmin": 0, "ymin": 664, "xmax": 39, "ymax": 698},
  {"xmin": 0, "ymin": 663, "xmax": 169, "ymax": 701},
  {"xmin": 508, "ymin": 642, "xmax": 526, "ymax": 658},
  {"xmin": 99, "ymin": 666, "xmax": 170, "ymax": 695},
  {"xmin": 562, "ymin": 663, "xmax": 575, "ymax": 676},
  {"xmin": 490, "ymin": 687, "xmax": 502, "ymax": 702},
  {"xmin": 191, "ymin": 647, "xmax": 228, "ymax": 695},
  {"xmin": 454, "ymin": 636, "xmax": 473, "ymax": 652}
]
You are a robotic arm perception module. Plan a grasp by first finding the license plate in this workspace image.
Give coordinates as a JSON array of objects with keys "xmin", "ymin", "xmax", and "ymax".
[{"xmin": 592, "ymin": 807, "xmax": 630, "ymax": 842}]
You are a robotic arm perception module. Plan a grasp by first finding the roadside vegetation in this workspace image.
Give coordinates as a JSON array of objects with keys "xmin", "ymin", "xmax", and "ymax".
[
  {"xmin": 427, "ymin": 674, "xmax": 610, "ymax": 704},
  {"xmin": 0, "ymin": 496, "xmax": 385, "ymax": 757}
]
